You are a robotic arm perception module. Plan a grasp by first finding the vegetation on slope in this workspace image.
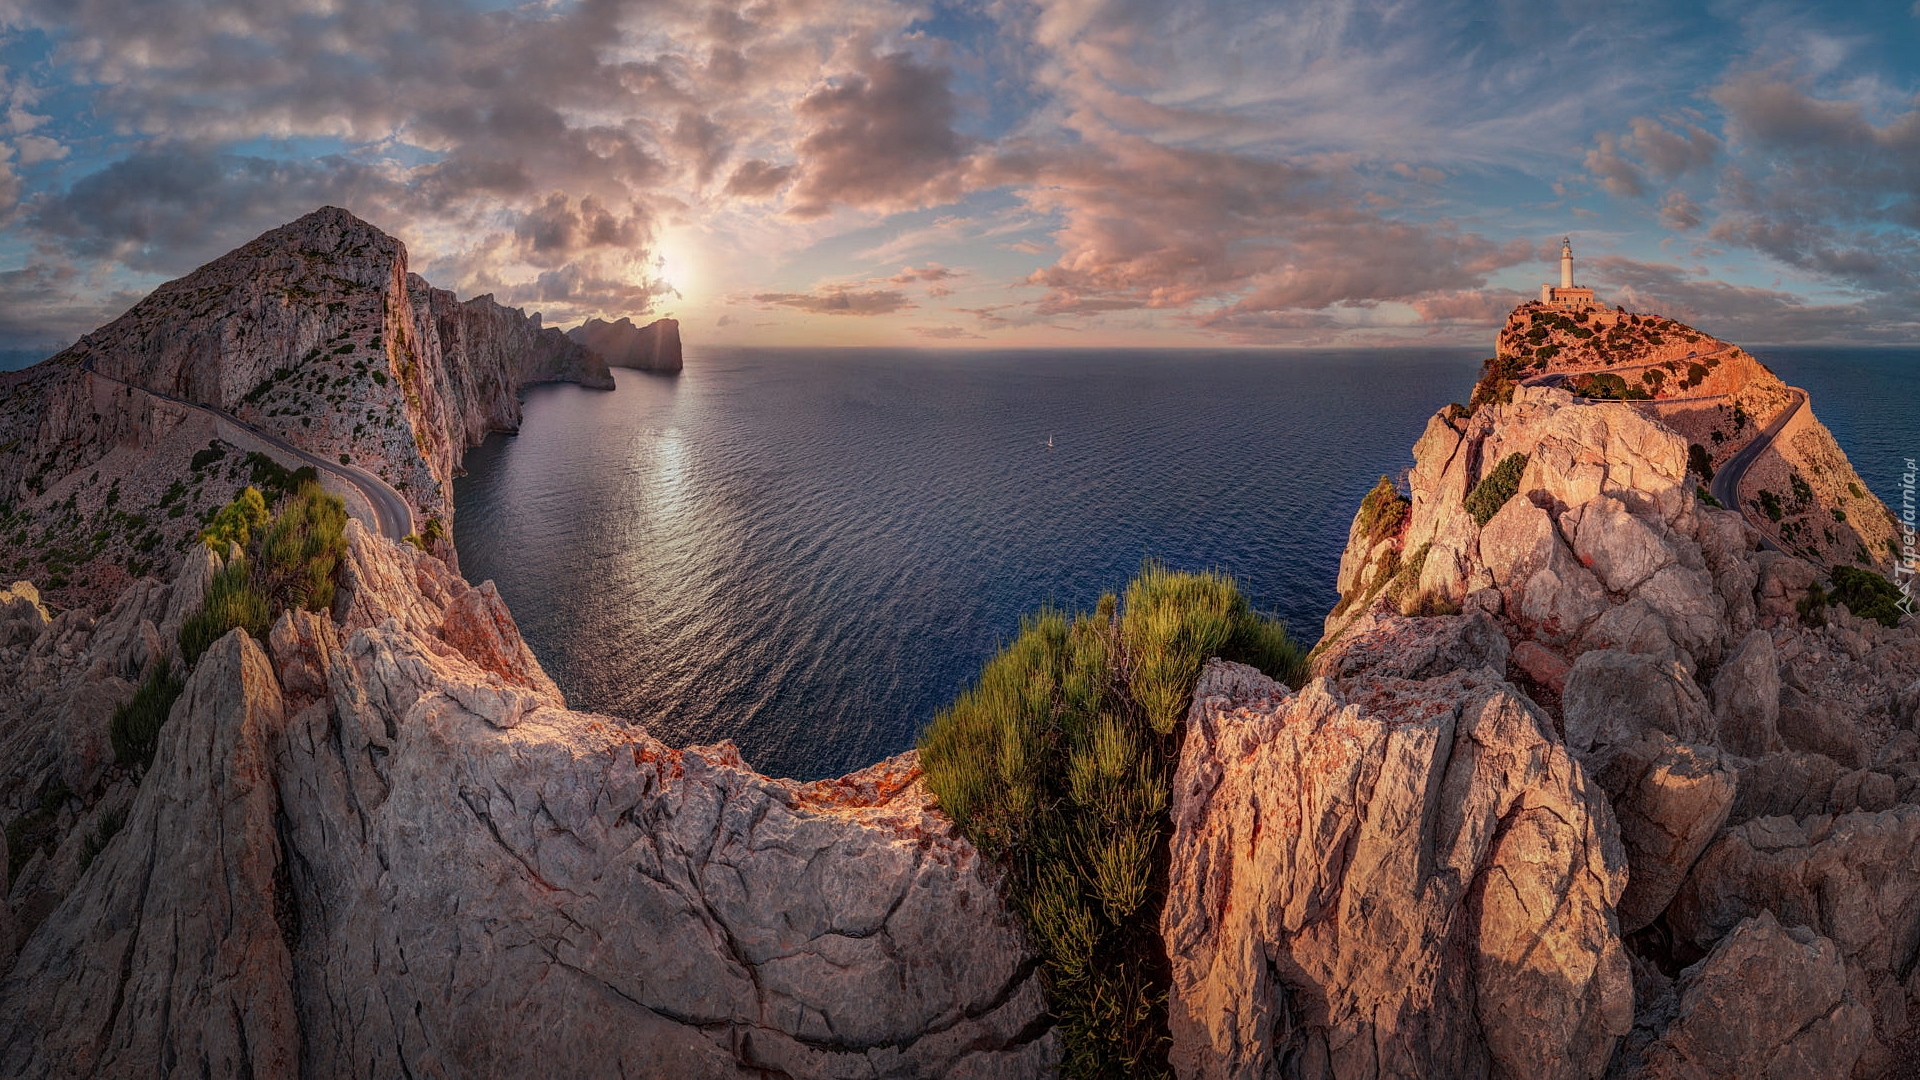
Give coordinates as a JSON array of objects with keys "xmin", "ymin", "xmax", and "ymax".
[
  {"xmin": 180, "ymin": 479, "xmax": 347, "ymax": 667},
  {"xmin": 1466, "ymin": 452, "xmax": 1530, "ymax": 526},
  {"xmin": 1828, "ymin": 565, "xmax": 1908, "ymax": 628},
  {"xmin": 920, "ymin": 564, "xmax": 1304, "ymax": 1077},
  {"xmin": 109, "ymin": 660, "xmax": 186, "ymax": 771}
]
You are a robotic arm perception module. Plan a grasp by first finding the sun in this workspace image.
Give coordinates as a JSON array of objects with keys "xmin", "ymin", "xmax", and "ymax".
[{"xmin": 650, "ymin": 231, "xmax": 697, "ymax": 306}]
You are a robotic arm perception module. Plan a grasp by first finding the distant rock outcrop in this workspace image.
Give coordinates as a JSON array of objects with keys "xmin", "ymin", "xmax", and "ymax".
[{"xmin": 568, "ymin": 315, "xmax": 684, "ymax": 373}]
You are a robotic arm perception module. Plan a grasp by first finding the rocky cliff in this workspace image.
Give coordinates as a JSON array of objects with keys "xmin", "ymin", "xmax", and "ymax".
[
  {"xmin": 0, "ymin": 210, "xmax": 1053, "ymax": 1076},
  {"xmin": 5, "ymin": 212, "xmax": 1919, "ymax": 1078},
  {"xmin": 0, "ymin": 207, "xmax": 614, "ymax": 601},
  {"xmin": 568, "ymin": 316, "xmax": 684, "ymax": 373},
  {"xmin": 1154, "ymin": 302, "xmax": 1917, "ymax": 1077}
]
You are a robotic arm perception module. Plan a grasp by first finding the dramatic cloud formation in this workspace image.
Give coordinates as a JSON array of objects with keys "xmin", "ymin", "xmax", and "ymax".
[{"xmin": 0, "ymin": 0, "xmax": 1915, "ymax": 351}]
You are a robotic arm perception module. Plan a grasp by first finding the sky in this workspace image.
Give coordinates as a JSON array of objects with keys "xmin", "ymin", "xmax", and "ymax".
[{"xmin": 0, "ymin": 0, "xmax": 1918, "ymax": 352}]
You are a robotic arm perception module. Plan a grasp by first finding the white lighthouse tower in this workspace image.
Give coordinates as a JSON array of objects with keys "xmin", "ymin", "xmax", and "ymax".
[{"xmin": 1541, "ymin": 236, "xmax": 1597, "ymax": 309}]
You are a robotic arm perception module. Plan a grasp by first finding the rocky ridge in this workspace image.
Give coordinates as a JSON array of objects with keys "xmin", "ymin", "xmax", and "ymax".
[
  {"xmin": 0, "ymin": 210, "xmax": 1052, "ymax": 1077},
  {"xmin": 0, "ymin": 207, "xmax": 617, "ymax": 601},
  {"xmin": 1179, "ymin": 301, "xmax": 1920, "ymax": 1078},
  {"xmin": 4, "ymin": 210, "xmax": 1919, "ymax": 1078}
]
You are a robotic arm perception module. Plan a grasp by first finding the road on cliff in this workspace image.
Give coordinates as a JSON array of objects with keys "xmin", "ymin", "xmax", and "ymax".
[
  {"xmin": 81, "ymin": 358, "xmax": 415, "ymax": 542},
  {"xmin": 1709, "ymin": 389, "xmax": 1804, "ymax": 552}
]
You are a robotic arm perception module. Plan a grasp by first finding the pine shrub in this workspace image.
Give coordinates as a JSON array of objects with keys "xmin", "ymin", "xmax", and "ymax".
[
  {"xmin": 109, "ymin": 660, "xmax": 185, "ymax": 771},
  {"xmin": 1465, "ymin": 453, "xmax": 1530, "ymax": 526},
  {"xmin": 919, "ymin": 564, "xmax": 1303, "ymax": 1077}
]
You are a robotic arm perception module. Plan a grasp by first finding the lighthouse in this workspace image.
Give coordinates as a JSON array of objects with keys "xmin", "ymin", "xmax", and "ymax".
[{"xmin": 1541, "ymin": 236, "xmax": 1597, "ymax": 309}]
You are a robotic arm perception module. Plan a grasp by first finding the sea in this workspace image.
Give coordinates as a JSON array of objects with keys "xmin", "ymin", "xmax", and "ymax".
[{"xmin": 449, "ymin": 345, "xmax": 1916, "ymax": 782}]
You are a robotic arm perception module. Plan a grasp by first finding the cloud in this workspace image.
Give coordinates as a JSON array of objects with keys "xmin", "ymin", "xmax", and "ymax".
[
  {"xmin": 1586, "ymin": 255, "xmax": 1916, "ymax": 342},
  {"xmin": 1659, "ymin": 189, "xmax": 1702, "ymax": 230},
  {"xmin": 911, "ymin": 324, "xmax": 981, "ymax": 339},
  {"xmin": 750, "ymin": 287, "xmax": 913, "ymax": 315},
  {"xmin": 1584, "ymin": 133, "xmax": 1648, "ymax": 197},
  {"xmin": 724, "ymin": 159, "xmax": 793, "ymax": 199},
  {"xmin": 785, "ymin": 51, "xmax": 977, "ymax": 219},
  {"xmin": 1705, "ymin": 69, "xmax": 1920, "ymax": 296}
]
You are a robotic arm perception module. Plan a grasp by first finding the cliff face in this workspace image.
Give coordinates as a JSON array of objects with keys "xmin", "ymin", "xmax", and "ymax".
[
  {"xmin": 0, "ymin": 207, "xmax": 613, "ymax": 598},
  {"xmin": 1156, "ymin": 302, "xmax": 1920, "ymax": 1078},
  {"xmin": 0, "ymin": 208, "xmax": 1051, "ymax": 1077},
  {"xmin": 0, "ymin": 520, "xmax": 1053, "ymax": 1077},
  {"xmin": 567, "ymin": 316, "xmax": 684, "ymax": 373}
]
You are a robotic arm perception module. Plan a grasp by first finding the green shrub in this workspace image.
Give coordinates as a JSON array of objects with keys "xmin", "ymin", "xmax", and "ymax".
[
  {"xmin": 1697, "ymin": 486, "xmax": 1723, "ymax": 509},
  {"xmin": 1466, "ymin": 453, "xmax": 1529, "ymax": 526},
  {"xmin": 109, "ymin": 659, "xmax": 186, "ymax": 770},
  {"xmin": 1758, "ymin": 490, "xmax": 1784, "ymax": 522},
  {"xmin": 79, "ymin": 807, "xmax": 125, "ymax": 872},
  {"xmin": 1353, "ymin": 476, "xmax": 1408, "ymax": 546},
  {"xmin": 1688, "ymin": 443, "xmax": 1715, "ymax": 482},
  {"xmin": 179, "ymin": 557, "xmax": 272, "ymax": 667},
  {"xmin": 1798, "ymin": 581, "xmax": 1829, "ymax": 627},
  {"xmin": 255, "ymin": 481, "xmax": 349, "ymax": 613},
  {"xmin": 200, "ymin": 486, "xmax": 269, "ymax": 551},
  {"xmin": 1832, "ymin": 507, "xmax": 1847, "ymax": 523},
  {"xmin": 919, "ymin": 565, "xmax": 1302, "ymax": 1077},
  {"xmin": 1829, "ymin": 566, "xmax": 1907, "ymax": 628}
]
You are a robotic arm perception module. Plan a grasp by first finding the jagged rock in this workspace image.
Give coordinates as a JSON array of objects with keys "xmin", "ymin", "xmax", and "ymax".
[
  {"xmin": 1593, "ymin": 731, "xmax": 1736, "ymax": 933},
  {"xmin": 1634, "ymin": 564, "xmax": 1724, "ymax": 664},
  {"xmin": 567, "ymin": 316, "xmax": 684, "ymax": 373},
  {"xmin": 1712, "ymin": 629, "xmax": 1781, "ymax": 757},
  {"xmin": 0, "ymin": 824, "xmax": 16, "ymax": 971},
  {"xmin": 53, "ymin": 675, "xmax": 134, "ymax": 796},
  {"xmin": 0, "ymin": 630, "xmax": 299, "ymax": 1078},
  {"xmin": 1755, "ymin": 553, "xmax": 1820, "ymax": 621},
  {"xmin": 278, "ymin": 616, "xmax": 1050, "ymax": 1075},
  {"xmin": 1163, "ymin": 661, "xmax": 1630, "ymax": 1080},
  {"xmin": 1563, "ymin": 649, "xmax": 1716, "ymax": 756},
  {"xmin": 1579, "ymin": 598, "xmax": 1681, "ymax": 664},
  {"xmin": 268, "ymin": 607, "xmax": 337, "ymax": 701},
  {"xmin": 1309, "ymin": 610, "xmax": 1509, "ymax": 680},
  {"xmin": 1637, "ymin": 912, "xmax": 1873, "ymax": 1080},
  {"xmin": 1512, "ymin": 639, "xmax": 1572, "ymax": 692},
  {"xmin": 438, "ymin": 578, "xmax": 565, "ymax": 704},
  {"xmin": 0, "ymin": 581, "xmax": 50, "ymax": 645},
  {"xmin": 1575, "ymin": 496, "xmax": 1676, "ymax": 593},
  {"xmin": 1778, "ymin": 685, "xmax": 1869, "ymax": 768}
]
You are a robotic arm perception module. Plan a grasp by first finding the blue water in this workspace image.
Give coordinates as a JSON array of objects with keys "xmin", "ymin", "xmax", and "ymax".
[
  {"xmin": 1752, "ymin": 347, "xmax": 1920, "ymax": 513},
  {"xmin": 451, "ymin": 345, "xmax": 1918, "ymax": 781}
]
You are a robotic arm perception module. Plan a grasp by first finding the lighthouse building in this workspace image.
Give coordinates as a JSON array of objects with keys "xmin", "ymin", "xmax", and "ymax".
[{"xmin": 1540, "ymin": 238, "xmax": 1598, "ymax": 310}]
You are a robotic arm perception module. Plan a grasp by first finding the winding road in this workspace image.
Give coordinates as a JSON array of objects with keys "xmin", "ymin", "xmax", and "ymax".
[
  {"xmin": 81, "ymin": 357, "xmax": 415, "ymax": 542},
  {"xmin": 1708, "ymin": 389, "xmax": 1804, "ymax": 553}
]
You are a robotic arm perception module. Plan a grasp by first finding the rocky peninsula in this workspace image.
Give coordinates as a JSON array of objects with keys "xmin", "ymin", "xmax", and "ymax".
[{"xmin": 1, "ymin": 208, "xmax": 1917, "ymax": 1078}]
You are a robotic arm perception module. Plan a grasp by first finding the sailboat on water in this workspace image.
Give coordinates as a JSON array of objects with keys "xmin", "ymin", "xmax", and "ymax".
[{"xmin": 1046, "ymin": 433, "xmax": 1054, "ymax": 449}]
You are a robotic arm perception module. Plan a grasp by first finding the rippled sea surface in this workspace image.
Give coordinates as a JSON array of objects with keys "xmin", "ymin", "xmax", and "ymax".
[
  {"xmin": 1750, "ymin": 347, "xmax": 1920, "ymax": 511},
  {"xmin": 453, "ymin": 345, "xmax": 1919, "ymax": 780}
]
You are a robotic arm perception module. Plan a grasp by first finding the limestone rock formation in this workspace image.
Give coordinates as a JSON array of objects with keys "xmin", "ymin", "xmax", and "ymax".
[
  {"xmin": 1163, "ymin": 661, "xmax": 1631, "ymax": 1079},
  {"xmin": 1313, "ymin": 300, "xmax": 1920, "ymax": 1078},
  {"xmin": 0, "ymin": 523, "xmax": 1052, "ymax": 1077},
  {"xmin": 0, "ymin": 207, "xmax": 625, "ymax": 602},
  {"xmin": 1637, "ymin": 912, "xmax": 1874, "ymax": 1080},
  {"xmin": 568, "ymin": 316, "xmax": 684, "ymax": 373}
]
